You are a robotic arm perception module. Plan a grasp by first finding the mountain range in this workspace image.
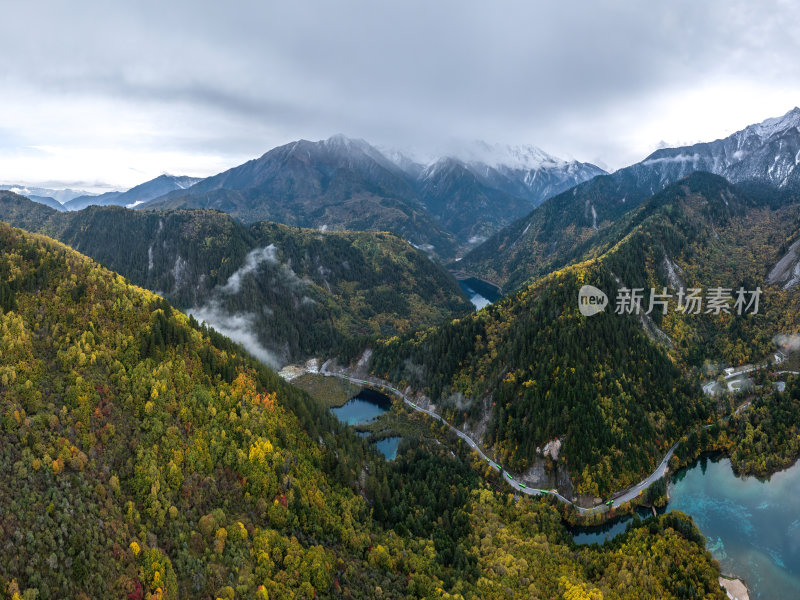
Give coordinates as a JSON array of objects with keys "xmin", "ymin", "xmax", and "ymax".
[
  {"xmin": 456, "ymin": 107, "xmax": 800, "ymax": 291},
  {"xmin": 10, "ymin": 109, "xmax": 800, "ymax": 270},
  {"xmin": 0, "ymin": 184, "xmax": 94, "ymax": 208},
  {"xmin": 0, "ymin": 186, "xmax": 70, "ymax": 211},
  {"xmin": 5, "ymin": 107, "xmax": 800, "ymax": 600},
  {"xmin": 140, "ymin": 135, "xmax": 605, "ymax": 257}
]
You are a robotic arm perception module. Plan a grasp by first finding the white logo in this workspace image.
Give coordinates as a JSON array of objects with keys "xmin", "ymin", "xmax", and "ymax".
[{"xmin": 578, "ymin": 285, "xmax": 608, "ymax": 316}]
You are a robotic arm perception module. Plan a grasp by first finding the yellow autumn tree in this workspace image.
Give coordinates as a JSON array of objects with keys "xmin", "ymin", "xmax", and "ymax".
[{"xmin": 560, "ymin": 576, "xmax": 604, "ymax": 600}]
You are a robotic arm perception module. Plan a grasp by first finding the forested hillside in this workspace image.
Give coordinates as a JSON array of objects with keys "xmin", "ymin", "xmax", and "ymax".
[
  {"xmin": 0, "ymin": 192, "xmax": 472, "ymax": 366},
  {"xmin": 0, "ymin": 222, "xmax": 727, "ymax": 599},
  {"xmin": 368, "ymin": 173, "xmax": 800, "ymax": 497},
  {"xmin": 0, "ymin": 221, "xmax": 378, "ymax": 598},
  {"xmin": 371, "ymin": 261, "xmax": 710, "ymax": 497}
]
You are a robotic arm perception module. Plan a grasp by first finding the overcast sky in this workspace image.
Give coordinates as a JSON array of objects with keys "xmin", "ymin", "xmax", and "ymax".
[{"xmin": 2, "ymin": 0, "xmax": 799, "ymax": 191}]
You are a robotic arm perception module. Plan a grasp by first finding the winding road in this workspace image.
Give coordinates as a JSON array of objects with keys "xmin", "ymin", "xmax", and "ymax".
[{"xmin": 320, "ymin": 360, "xmax": 682, "ymax": 516}]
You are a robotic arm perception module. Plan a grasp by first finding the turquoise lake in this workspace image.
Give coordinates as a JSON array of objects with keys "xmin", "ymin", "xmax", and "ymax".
[
  {"xmin": 330, "ymin": 388, "xmax": 391, "ymax": 426},
  {"xmin": 669, "ymin": 457, "xmax": 800, "ymax": 599},
  {"xmin": 573, "ymin": 456, "xmax": 800, "ymax": 599},
  {"xmin": 330, "ymin": 390, "xmax": 401, "ymax": 460},
  {"xmin": 374, "ymin": 436, "xmax": 401, "ymax": 460},
  {"xmin": 458, "ymin": 278, "xmax": 502, "ymax": 310}
]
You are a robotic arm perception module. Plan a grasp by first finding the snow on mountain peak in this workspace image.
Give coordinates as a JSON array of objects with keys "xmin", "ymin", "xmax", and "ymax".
[
  {"xmin": 325, "ymin": 133, "xmax": 355, "ymax": 146},
  {"xmin": 321, "ymin": 134, "xmax": 393, "ymax": 163},
  {"xmin": 420, "ymin": 157, "xmax": 462, "ymax": 180},
  {"xmin": 446, "ymin": 141, "xmax": 567, "ymax": 171},
  {"xmin": 323, "ymin": 134, "xmax": 372, "ymax": 153},
  {"xmin": 747, "ymin": 107, "xmax": 800, "ymax": 140}
]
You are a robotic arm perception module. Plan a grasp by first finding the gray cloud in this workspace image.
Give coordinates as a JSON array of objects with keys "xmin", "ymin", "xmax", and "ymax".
[
  {"xmin": 2, "ymin": 0, "xmax": 799, "ymax": 178},
  {"xmin": 188, "ymin": 302, "xmax": 282, "ymax": 369}
]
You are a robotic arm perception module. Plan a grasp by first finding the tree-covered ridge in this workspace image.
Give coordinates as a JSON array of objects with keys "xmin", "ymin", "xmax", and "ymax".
[
  {"xmin": 468, "ymin": 494, "xmax": 723, "ymax": 600},
  {"xmin": 368, "ymin": 173, "xmax": 800, "ymax": 497},
  {"xmin": 0, "ymin": 222, "xmax": 381, "ymax": 598},
  {"xmin": 370, "ymin": 261, "xmax": 711, "ymax": 497},
  {"xmin": 596, "ymin": 173, "xmax": 800, "ymax": 368},
  {"xmin": 246, "ymin": 220, "xmax": 472, "ymax": 340},
  {"xmin": 0, "ymin": 192, "xmax": 473, "ymax": 365}
]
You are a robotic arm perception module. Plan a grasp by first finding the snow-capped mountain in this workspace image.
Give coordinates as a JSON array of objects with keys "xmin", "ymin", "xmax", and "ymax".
[
  {"xmin": 319, "ymin": 134, "xmax": 408, "ymax": 174},
  {"xmin": 457, "ymin": 107, "xmax": 800, "ymax": 290},
  {"xmin": 634, "ymin": 106, "xmax": 800, "ymax": 189},
  {"xmin": 417, "ymin": 157, "xmax": 533, "ymax": 244},
  {"xmin": 484, "ymin": 159, "xmax": 608, "ymax": 207},
  {"xmin": 386, "ymin": 141, "xmax": 606, "ymax": 208},
  {"xmin": 141, "ymin": 135, "xmax": 604, "ymax": 256},
  {"xmin": 449, "ymin": 141, "xmax": 570, "ymax": 171}
]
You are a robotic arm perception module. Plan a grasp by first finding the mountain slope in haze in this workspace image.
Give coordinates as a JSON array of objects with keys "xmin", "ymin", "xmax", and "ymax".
[
  {"xmin": 0, "ymin": 185, "xmax": 70, "ymax": 211},
  {"xmin": 63, "ymin": 174, "xmax": 202, "ymax": 211},
  {"xmin": 457, "ymin": 107, "xmax": 800, "ymax": 291},
  {"xmin": 62, "ymin": 188, "xmax": 124, "ymax": 211},
  {"xmin": 0, "ymin": 191, "xmax": 473, "ymax": 367},
  {"xmin": 0, "ymin": 221, "xmax": 727, "ymax": 599},
  {"xmin": 24, "ymin": 194, "xmax": 65, "ymax": 211},
  {"xmin": 141, "ymin": 136, "xmax": 604, "ymax": 256},
  {"xmin": 415, "ymin": 157, "xmax": 533, "ymax": 244},
  {"xmin": 367, "ymin": 173, "xmax": 800, "ymax": 498},
  {"xmin": 115, "ymin": 174, "xmax": 202, "ymax": 208},
  {"xmin": 0, "ymin": 184, "xmax": 92, "ymax": 205}
]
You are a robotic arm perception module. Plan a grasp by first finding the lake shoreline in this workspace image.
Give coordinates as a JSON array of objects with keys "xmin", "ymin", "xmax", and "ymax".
[
  {"xmin": 574, "ymin": 455, "xmax": 800, "ymax": 599},
  {"xmin": 719, "ymin": 575, "xmax": 749, "ymax": 600},
  {"xmin": 286, "ymin": 369, "xmax": 362, "ymax": 408}
]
